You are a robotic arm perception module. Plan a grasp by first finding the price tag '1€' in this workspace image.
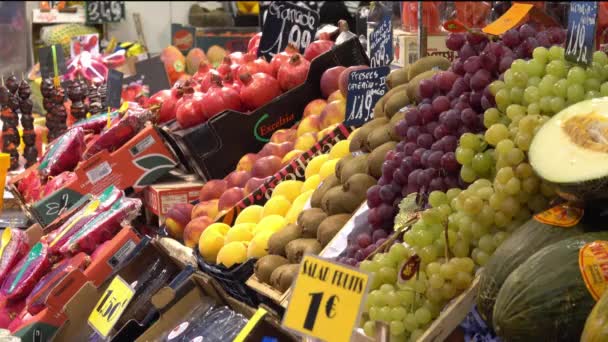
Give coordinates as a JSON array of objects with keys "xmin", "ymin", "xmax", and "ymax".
[
  {"xmin": 565, "ymin": 2, "xmax": 598, "ymax": 66},
  {"xmin": 344, "ymin": 66, "xmax": 390, "ymax": 127},
  {"xmin": 88, "ymin": 275, "xmax": 135, "ymax": 338},
  {"xmin": 282, "ymin": 255, "xmax": 370, "ymax": 342}
]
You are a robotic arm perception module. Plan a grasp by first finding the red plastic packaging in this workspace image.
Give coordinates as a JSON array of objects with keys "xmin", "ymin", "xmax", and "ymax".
[
  {"xmin": 82, "ymin": 107, "xmax": 153, "ymax": 160},
  {"xmin": 0, "ymin": 229, "xmax": 30, "ymax": 285},
  {"xmin": 17, "ymin": 171, "xmax": 42, "ymax": 204},
  {"xmin": 38, "ymin": 127, "xmax": 86, "ymax": 178},
  {"xmin": 43, "ymin": 185, "xmax": 124, "ymax": 255},
  {"xmin": 72, "ymin": 110, "xmax": 120, "ymax": 134},
  {"xmin": 0, "ymin": 243, "xmax": 51, "ymax": 301},
  {"xmin": 40, "ymin": 171, "xmax": 77, "ymax": 199},
  {"xmin": 0, "ymin": 299, "xmax": 25, "ymax": 329},
  {"xmin": 60, "ymin": 198, "xmax": 141, "ymax": 256},
  {"xmin": 25, "ymin": 253, "xmax": 90, "ymax": 315}
]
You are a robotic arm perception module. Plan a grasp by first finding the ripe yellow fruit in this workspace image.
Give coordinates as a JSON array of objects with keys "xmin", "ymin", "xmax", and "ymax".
[
  {"xmin": 253, "ymin": 215, "xmax": 287, "ymax": 235},
  {"xmin": 198, "ymin": 230, "xmax": 225, "ymax": 263},
  {"xmin": 247, "ymin": 230, "xmax": 273, "ymax": 258},
  {"xmin": 301, "ymin": 174, "xmax": 321, "ymax": 193},
  {"xmin": 235, "ymin": 205, "xmax": 263, "ymax": 225},
  {"xmin": 319, "ymin": 159, "xmax": 339, "ymax": 180},
  {"xmin": 329, "ymin": 140, "xmax": 350, "ymax": 160},
  {"xmin": 224, "ymin": 224, "xmax": 254, "ymax": 244},
  {"xmin": 216, "ymin": 241, "xmax": 248, "ymax": 268},
  {"xmin": 272, "ymin": 180, "xmax": 303, "ymax": 202},
  {"xmin": 262, "ymin": 195, "xmax": 292, "ymax": 217},
  {"xmin": 285, "ymin": 189, "xmax": 314, "ymax": 223},
  {"xmin": 232, "ymin": 222, "xmax": 256, "ymax": 233},
  {"xmin": 199, "ymin": 223, "xmax": 230, "ymax": 242},
  {"xmin": 305, "ymin": 154, "xmax": 329, "ymax": 179}
]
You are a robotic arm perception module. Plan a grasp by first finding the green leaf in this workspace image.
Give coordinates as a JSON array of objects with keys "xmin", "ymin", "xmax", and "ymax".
[
  {"xmin": 133, "ymin": 154, "xmax": 176, "ymax": 170},
  {"xmin": 134, "ymin": 166, "xmax": 174, "ymax": 187}
]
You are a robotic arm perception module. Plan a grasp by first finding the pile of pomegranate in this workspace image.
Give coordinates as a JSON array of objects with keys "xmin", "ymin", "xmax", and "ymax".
[{"xmin": 148, "ymin": 33, "xmax": 337, "ymax": 129}]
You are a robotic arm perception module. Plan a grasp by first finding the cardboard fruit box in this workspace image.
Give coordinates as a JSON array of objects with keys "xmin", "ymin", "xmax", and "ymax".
[
  {"xmin": 10, "ymin": 126, "xmax": 177, "ymax": 227},
  {"xmin": 161, "ymin": 37, "xmax": 369, "ymax": 181},
  {"xmin": 143, "ymin": 172, "xmax": 204, "ymax": 223}
]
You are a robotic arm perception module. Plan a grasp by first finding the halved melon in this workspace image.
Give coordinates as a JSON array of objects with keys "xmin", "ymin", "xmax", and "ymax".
[{"xmin": 529, "ymin": 98, "xmax": 608, "ymax": 201}]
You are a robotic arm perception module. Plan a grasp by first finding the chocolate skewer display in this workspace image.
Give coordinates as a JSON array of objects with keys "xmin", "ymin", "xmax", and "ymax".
[
  {"xmin": 87, "ymin": 82, "xmax": 102, "ymax": 116},
  {"xmin": 42, "ymin": 79, "xmax": 68, "ymax": 142},
  {"xmin": 19, "ymin": 79, "xmax": 37, "ymax": 167},
  {"xmin": 2, "ymin": 76, "xmax": 21, "ymax": 170},
  {"xmin": 67, "ymin": 79, "xmax": 87, "ymax": 121}
]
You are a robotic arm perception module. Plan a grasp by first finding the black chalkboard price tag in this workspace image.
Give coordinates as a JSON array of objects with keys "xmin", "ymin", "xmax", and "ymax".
[
  {"xmin": 369, "ymin": 12, "xmax": 393, "ymax": 67},
  {"xmin": 257, "ymin": 2, "xmax": 320, "ymax": 60},
  {"xmin": 134, "ymin": 56, "xmax": 171, "ymax": 95},
  {"xmin": 565, "ymin": 1, "xmax": 598, "ymax": 66},
  {"xmin": 106, "ymin": 69, "xmax": 123, "ymax": 109},
  {"xmin": 86, "ymin": 1, "xmax": 125, "ymax": 24},
  {"xmin": 38, "ymin": 45, "xmax": 67, "ymax": 79},
  {"xmin": 344, "ymin": 66, "xmax": 390, "ymax": 127}
]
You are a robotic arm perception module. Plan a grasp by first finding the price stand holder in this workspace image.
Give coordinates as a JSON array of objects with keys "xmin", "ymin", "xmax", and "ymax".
[
  {"xmin": 344, "ymin": 66, "xmax": 390, "ymax": 127},
  {"xmin": 132, "ymin": 56, "xmax": 171, "ymax": 95},
  {"xmin": 86, "ymin": 1, "xmax": 125, "ymax": 24},
  {"xmin": 282, "ymin": 255, "xmax": 370, "ymax": 342},
  {"xmin": 369, "ymin": 11, "xmax": 393, "ymax": 67},
  {"xmin": 565, "ymin": 2, "xmax": 598, "ymax": 66},
  {"xmin": 257, "ymin": 1, "xmax": 320, "ymax": 60},
  {"xmin": 88, "ymin": 275, "xmax": 135, "ymax": 339}
]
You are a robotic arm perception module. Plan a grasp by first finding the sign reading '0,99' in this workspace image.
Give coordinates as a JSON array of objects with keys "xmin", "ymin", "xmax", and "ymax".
[{"xmin": 257, "ymin": 2, "xmax": 320, "ymax": 60}]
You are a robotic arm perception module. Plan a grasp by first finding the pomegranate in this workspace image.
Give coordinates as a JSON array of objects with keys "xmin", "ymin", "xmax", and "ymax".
[
  {"xmin": 248, "ymin": 33, "xmax": 262, "ymax": 55},
  {"xmin": 223, "ymin": 73, "xmax": 242, "ymax": 93},
  {"xmin": 202, "ymin": 74, "xmax": 242, "ymax": 118},
  {"xmin": 277, "ymin": 54, "xmax": 310, "ymax": 91},
  {"xmin": 217, "ymin": 57, "xmax": 233, "ymax": 76},
  {"xmin": 239, "ymin": 72, "xmax": 281, "ymax": 111},
  {"xmin": 320, "ymin": 66, "xmax": 346, "ymax": 98},
  {"xmin": 237, "ymin": 56, "xmax": 272, "ymax": 78},
  {"xmin": 199, "ymin": 68, "xmax": 222, "ymax": 93},
  {"xmin": 192, "ymin": 62, "xmax": 211, "ymax": 83},
  {"xmin": 229, "ymin": 51, "xmax": 249, "ymax": 65},
  {"xmin": 304, "ymin": 34, "xmax": 335, "ymax": 61},
  {"xmin": 270, "ymin": 44, "xmax": 298, "ymax": 77},
  {"xmin": 176, "ymin": 89, "xmax": 205, "ymax": 129},
  {"xmin": 147, "ymin": 89, "xmax": 176, "ymax": 123},
  {"xmin": 338, "ymin": 65, "xmax": 369, "ymax": 96}
]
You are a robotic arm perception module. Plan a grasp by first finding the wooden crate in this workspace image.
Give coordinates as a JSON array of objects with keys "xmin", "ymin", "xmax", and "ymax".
[{"xmin": 245, "ymin": 275, "xmax": 290, "ymax": 308}]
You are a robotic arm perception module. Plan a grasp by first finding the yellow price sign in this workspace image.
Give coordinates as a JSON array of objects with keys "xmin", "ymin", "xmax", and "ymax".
[
  {"xmin": 88, "ymin": 276, "xmax": 135, "ymax": 338},
  {"xmin": 482, "ymin": 3, "xmax": 534, "ymax": 36},
  {"xmin": 282, "ymin": 255, "xmax": 369, "ymax": 342}
]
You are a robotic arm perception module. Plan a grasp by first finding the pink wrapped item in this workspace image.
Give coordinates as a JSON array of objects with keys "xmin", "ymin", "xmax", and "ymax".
[
  {"xmin": 40, "ymin": 171, "xmax": 77, "ymax": 199},
  {"xmin": 0, "ymin": 229, "xmax": 30, "ymax": 285},
  {"xmin": 38, "ymin": 127, "xmax": 85, "ymax": 178},
  {"xmin": 17, "ymin": 171, "xmax": 42, "ymax": 204},
  {"xmin": 0, "ymin": 243, "xmax": 51, "ymax": 301},
  {"xmin": 43, "ymin": 185, "xmax": 124, "ymax": 255},
  {"xmin": 60, "ymin": 198, "xmax": 141, "ymax": 256},
  {"xmin": 72, "ymin": 110, "xmax": 120, "ymax": 134},
  {"xmin": 82, "ymin": 107, "xmax": 153, "ymax": 160},
  {"xmin": 0, "ymin": 299, "xmax": 25, "ymax": 329}
]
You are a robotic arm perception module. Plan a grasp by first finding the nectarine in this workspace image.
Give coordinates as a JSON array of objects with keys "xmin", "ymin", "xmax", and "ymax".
[
  {"xmin": 236, "ymin": 153, "xmax": 259, "ymax": 172},
  {"xmin": 251, "ymin": 156, "xmax": 283, "ymax": 178},
  {"xmin": 225, "ymin": 170, "xmax": 252, "ymax": 188},
  {"xmin": 270, "ymin": 129, "xmax": 297, "ymax": 143},
  {"xmin": 296, "ymin": 115, "xmax": 321, "ymax": 137},
  {"xmin": 218, "ymin": 187, "xmax": 245, "ymax": 211},
  {"xmin": 191, "ymin": 200, "xmax": 219, "ymax": 220},
  {"xmin": 165, "ymin": 203, "xmax": 193, "ymax": 239},
  {"xmin": 320, "ymin": 99, "xmax": 346, "ymax": 129},
  {"xmin": 302, "ymin": 99, "xmax": 327, "ymax": 118},
  {"xmin": 183, "ymin": 215, "xmax": 214, "ymax": 247},
  {"xmin": 199, "ymin": 179, "xmax": 228, "ymax": 201}
]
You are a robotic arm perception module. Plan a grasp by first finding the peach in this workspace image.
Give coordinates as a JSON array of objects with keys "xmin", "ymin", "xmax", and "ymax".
[
  {"xmin": 244, "ymin": 176, "xmax": 270, "ymax": 193},
  {"xmin": 328, "ymin": 89, "xmax": 345, "ymax": 103},
  {"xmin": 183, "ymin": 215, "xmax": 214, "ymax": 248},
  {"xmin": 270, "ymin": 129, "xmax": 297, "ymax": 143},
  {"xmin": 296, "ymin": 115, "xmax": 321, "ymax": 137},
  {"xmin": 199, "ymin": 179, "xmax": 228, "ymax": 201},
  {"xmin": 302, "ymin": 99, "xmax": 327, "ymax": 118},
  {"xmin": 218, "ymin": 187, "xmax": 245, "ymax": 211},
  {"xmin": 225, "ymin": 170, "xmax": 251, "ymax": 188},
  {"xmin": 320, "ymin": 66, "xmax": 346, "ymax": 98},
  {"xmin": 165, "ymin": 203, "xmax": 194, "ymax": 239},
  {"xmin": 259, "ymin": 141, "xmax": 294, "ymax": 159},
  {"xmin": 339, "ymin": 65, "xmax": 369, "ymax": 96},
  {"xmin": 319, "ymin": 123, "xmax": 339, "ymax": 138},
  {"xmin": 281, "ymin": 149, "xmax": 304, "ymax": 165},
  {"xmin": 236, "ymin": 153, "xmax": 259, "ymax": 172},
  {"xmin": 320, "ymin": 99, "xmax": 346, "ymax": 129},
  {"xmin": 294, "ymin": 132, "xmax": 318, "ymax": 151},
  {"xmin": 191, "ymin": 200, "xmax": 219, "ymax": 219},
  {"xmin": 251, "ymin": 155, "xmax": 283, "ymax": 178}
]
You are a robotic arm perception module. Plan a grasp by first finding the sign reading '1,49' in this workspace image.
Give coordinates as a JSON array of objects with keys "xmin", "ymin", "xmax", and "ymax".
[
  {"xmin": 282, "ymin": 255, "xmax": 369, "ymax": 342},
  {"xmin": 257, "ymin": 2, "xmax": 320, "ymax": 60},
  {"xmin": 565, "ymin": 1, "xmax": 598, "ymax": 65}
]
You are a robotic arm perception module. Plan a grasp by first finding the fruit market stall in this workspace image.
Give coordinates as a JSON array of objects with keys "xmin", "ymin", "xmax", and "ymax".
[{"xmin": 3, "ymin": 1, "xmax": 608, "ymax": 342}]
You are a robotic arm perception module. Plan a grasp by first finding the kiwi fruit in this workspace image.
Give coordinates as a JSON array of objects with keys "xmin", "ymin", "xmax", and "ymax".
[
  {"xmin": 406, "ymin": 70, "xmax": 441, "ymax": 101},
  {"xmin": 321, "ymin": 186, "xmax": 361, "ymax": 215},
  {"xmin": 255, "ymin": 255, "xmax": 289, "ymax": 283},
  {"xmin": 297, "ymin": 208, "xmax": 328, "ymax": 238},
  {"xmin": 268, "ymin": 224, "xmax": 302, "ymax": 256},
  {"xmin": 270, "ymin": 264, "xmax": 300, "ymax": 292},
  {"xmin": 373, "ymin": 98, "xmax": 386, "ymax": 119},
  {"xmin": 349, "ymin": 117, "xmax": 389, "ymax": 152},
  {"xmin": 343, "ymin": 173, "xmax": 377, "ymax": 198},
  {"xmin": 388, "ymin": 110, "xmax": 406, "ymax": 141},
  {"xmin": 339, "ymin": 154, "xmax": 369, "ymax": 183},
  {"xmin": 285, "ymin": 239, "xmax": 322, "ymax": 263},
  {"xmin": 407, "ymin": 56, "xmax": 451, "ymax": 80},
  {"xmin": 317, "ymin": 214, "xmax": 351, "ymax": 246},
  {"xmin": 364, "ymin": 125, "xmax": 392, "ymax": 151},
  {"xmin": 386, "ymin": 65, "xmax": 410, "ymax": 89},
  {"xmin": 311, "ymin": 174, "xmax": 340, "ymax": 208},
  {"xmin": 368, "ymin": 141, "xmax": 397, "ymax": 178},
  {"xmin": 335, "ymin": 154, "xmax": 354, "ymax": 180},
  {"xmin": 383, "ymin": 90, "xmax": 409, "ymax": 119}
]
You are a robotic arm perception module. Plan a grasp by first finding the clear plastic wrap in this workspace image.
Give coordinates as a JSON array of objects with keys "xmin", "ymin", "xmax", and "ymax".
[
  {"xmin": 72, "ymin": 110, "xmax": 120, "ymax": 134},
  {"xmin": 40, "ymin": 171, "xmax": 77, "ymax": 199},
  {"xmin": 59, "ymin": 197, "xmax": 141, "ymax": 256},
  {"xmin": 0, "ymin": 243, "xmax": 51, "ymax": 301},
  {"xmin": 0, "ymin": 229, "xmax": 30, "ymax": 285},
  {"xmin": 162, "ymin": 305, "xmax": 248, "ymax": 342},
  {"xmin": 38, "ymin": 127, "xmax": 86, "ymax": 178}
]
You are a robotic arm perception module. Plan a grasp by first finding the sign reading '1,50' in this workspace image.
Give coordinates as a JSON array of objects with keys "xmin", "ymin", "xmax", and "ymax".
[{"xmin": 282, "ymin": 255, "xmax": 369, "ymax": 342}]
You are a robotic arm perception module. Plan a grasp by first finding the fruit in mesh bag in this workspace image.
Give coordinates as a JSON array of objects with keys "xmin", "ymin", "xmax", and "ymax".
[{"xmin": 38, "ymin": 127, "xmax": 85, "ymax": 178}]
